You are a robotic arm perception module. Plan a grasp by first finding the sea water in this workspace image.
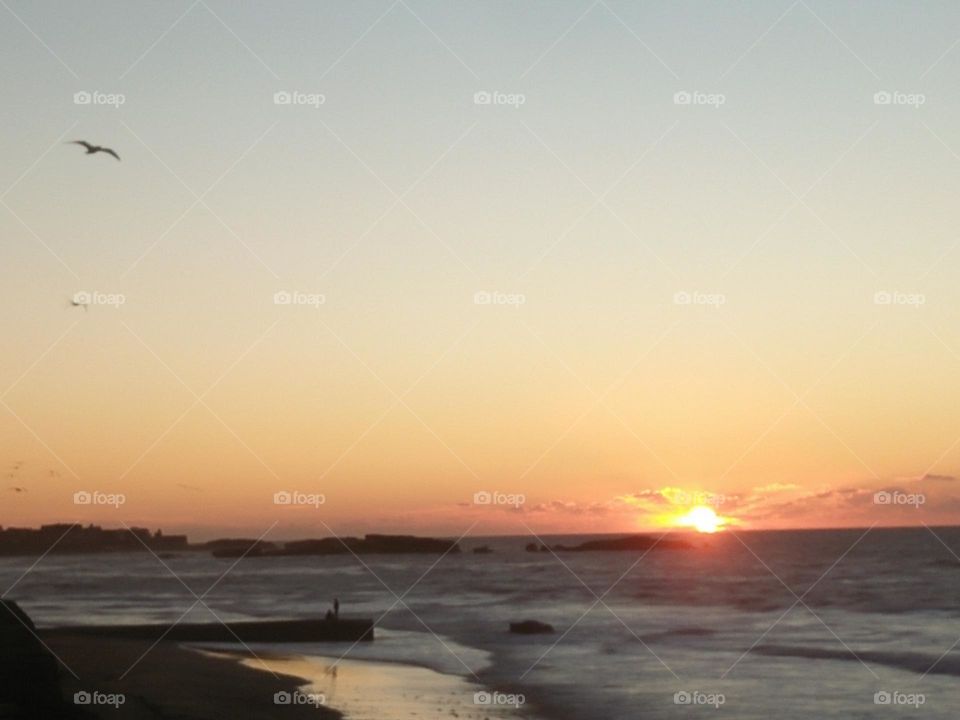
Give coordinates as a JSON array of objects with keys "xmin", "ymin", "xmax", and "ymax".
[{"xmin": 4, "ymin": 527, "xmax": 960, "ymax": 719}]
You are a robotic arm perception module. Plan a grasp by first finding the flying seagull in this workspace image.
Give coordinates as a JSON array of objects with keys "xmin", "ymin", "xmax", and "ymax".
[
  {"xmin": 8, "ymin": 487, "xmax": 26, "ymax": 493},
  {"xmin": 67, "ymin": 141, "xmax": 120, "ymax": 161}
]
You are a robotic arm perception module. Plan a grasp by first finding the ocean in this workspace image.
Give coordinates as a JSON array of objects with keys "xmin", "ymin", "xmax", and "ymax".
[{"xmin": 3, "ymin": 527, "xmax": 959, "ymax": 719}]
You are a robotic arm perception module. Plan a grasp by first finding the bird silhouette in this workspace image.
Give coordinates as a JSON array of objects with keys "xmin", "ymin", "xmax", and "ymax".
[
  {"xmin": 8, "ymin": 487, "xmax": 26, "ymax": 493},
  {"xmin": 67, "ymin": 140, "xmax": 120, "ymax": 161},
  {"xmin": 69, "ymin": 298, "xmax": 89, "ymax": 311}
]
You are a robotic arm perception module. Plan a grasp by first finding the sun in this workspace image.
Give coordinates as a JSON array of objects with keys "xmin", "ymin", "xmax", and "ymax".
[{"xmin": 678, "ymin": 506, "xmax": 724, "ymax": 533}]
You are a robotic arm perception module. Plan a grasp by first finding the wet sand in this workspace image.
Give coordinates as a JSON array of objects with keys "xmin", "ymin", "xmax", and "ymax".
[
  {"xmin": 44, "ymin": 635, "xmax": 341, "ymax": 719},
  {"xmin": 215, "ymin": 650, "xmax": 530, "ymax": 720}
]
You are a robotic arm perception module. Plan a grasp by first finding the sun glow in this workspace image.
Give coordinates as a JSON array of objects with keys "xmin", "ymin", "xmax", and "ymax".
[{"xmin": 678, "ymin": 506, "xmax": 725, "ymax": 533}]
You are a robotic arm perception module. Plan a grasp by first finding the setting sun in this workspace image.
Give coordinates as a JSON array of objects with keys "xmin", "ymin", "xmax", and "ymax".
[{"xmin": 678, "ymin": 506, "xmax": 725, "ymax": 533}]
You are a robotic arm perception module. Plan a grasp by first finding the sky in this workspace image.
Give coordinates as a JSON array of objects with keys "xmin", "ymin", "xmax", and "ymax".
[{"xmin": 3, "ymin": 1, "xmax": 960, "ymax": 540}]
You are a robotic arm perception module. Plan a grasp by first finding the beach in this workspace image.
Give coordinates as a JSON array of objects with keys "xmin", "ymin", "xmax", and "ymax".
[
  {"xmin": 44, "ymin": 634, "xmax": 340, "ymax": 720},
  {"xmin": 38, "ymin": 634, "xmax": 527, "ymax": 720},
  {"xmin": 209, "ymin": 649, "xmax": 526, "ymax": 720}
]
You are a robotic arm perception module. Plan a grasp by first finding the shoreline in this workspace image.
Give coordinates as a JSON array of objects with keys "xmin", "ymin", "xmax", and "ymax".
[
  {"xmin": 43, "ymin": 633, "xmax": 540, "ymax": 719},
  {"xmin": 44, "ymin": 634, "xmax": 341, "ymax": 719},
  {"xmin": 205, "ymin": 646, "xmax": 535, "ymax": 720}
]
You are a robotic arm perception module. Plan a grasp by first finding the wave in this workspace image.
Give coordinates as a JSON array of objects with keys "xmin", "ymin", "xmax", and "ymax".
[{"xmin": 755, "ymin": 644, "xmax": 960, "ymax": 677}]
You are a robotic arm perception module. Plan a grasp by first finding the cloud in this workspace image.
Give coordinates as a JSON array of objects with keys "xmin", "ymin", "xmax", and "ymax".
[
  {"xmin": 917, "ymin": 473, "xmax": 956, "ymax": 484},
  {"xmin": 460, "ymin": 472, "xmax": 960, "ymax": 529},
  {"xmin": 735, "ymin": 473, "xmax": 960, "ymax": 526},
  {"xmin": 448, "ymin": 473, "xmax": 960, "ymax": 531},
  {"xmin": 751, "ymin": 482, "xmax": 801, "ymax": 493}
]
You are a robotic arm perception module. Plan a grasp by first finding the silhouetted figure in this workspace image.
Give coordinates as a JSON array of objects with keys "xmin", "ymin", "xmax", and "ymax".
[
  {"xmin": 66, "ymin": 140, "xmax": 120, "ymax": 161},
  {"xmin": 333, "ymin": 597, "xmax": 340, "ymax": 620}
]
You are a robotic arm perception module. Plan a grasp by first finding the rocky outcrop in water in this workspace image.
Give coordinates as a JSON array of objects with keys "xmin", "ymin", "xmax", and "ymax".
[
  {"xmin": 213, "ymin": 534, "xmax": 460, "ymax": 558},
  {"xmin": 553, "ymin": 535, "xmax": 690, "ymax": 552},
  {"xmin": 509, "ymin": 620, "xmax": 555, "ymax": 634}
]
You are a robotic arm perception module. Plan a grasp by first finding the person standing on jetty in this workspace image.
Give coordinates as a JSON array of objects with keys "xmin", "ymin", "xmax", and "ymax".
[{"xmin": 333, "ymin": 597, "xmax": 340, "ymax": 619}]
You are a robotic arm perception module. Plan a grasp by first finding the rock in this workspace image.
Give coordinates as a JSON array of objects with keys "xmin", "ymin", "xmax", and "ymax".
[
  {"xmin": 281, "ymin": 534, "xmax": 460, "ymax": 556},
  {"xmin": 509, "ymin": 620, "xmax": 555, "ymax": 635},
  {"xmin": 553, "ymin": 535, "xmax": 690, "ymax": 552},
  {"xmin": 0, "ymin": 600, "xmax": 69, "ymax": 717},
  {"xmin": 472, "ymin": 545, "xmax": 493, "ymax": 554}
]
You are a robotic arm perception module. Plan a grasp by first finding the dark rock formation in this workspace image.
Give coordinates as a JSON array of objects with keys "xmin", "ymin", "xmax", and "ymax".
[
  {"xmin": 209, "ymin": 539, "xmax": 277, "ymax": 558},
  {"xmin": 0, "ymin": 524, "xmax": 188, "ymax": 556},
  {"xmin": 0, "ymin": 600, "xmax": 72, "ymax": 718},
  {"xmin": 509, "ymin": 620, "xmax": 555, "ymax": 634},
  {"xmin": 214, "ymin": 534, "xmax": 460, "ymax": 558},
  {"xmin": 553, "ymin": 535, "xmax": 690, "ymax": 552}
]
